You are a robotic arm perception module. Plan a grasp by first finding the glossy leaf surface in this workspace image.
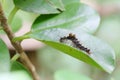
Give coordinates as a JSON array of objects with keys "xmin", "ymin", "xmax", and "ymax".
[
  {"xmin": 26, "ymin": 28, "xmax": 115, "ymax": 73},
  {"xmin": 32, "ymin": 2, "xmax": 100, "ymax": 34},
  {"xmin": 14, "ymin": 2, "xmax": 115, "ymax": 73},
  {"xmin": 14, "ymin": 0, "xmax": 64, "ymax": 14}
]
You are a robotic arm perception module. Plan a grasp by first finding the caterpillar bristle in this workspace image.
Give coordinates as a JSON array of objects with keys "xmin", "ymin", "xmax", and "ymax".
[{"xmin": 60, "ymin": 33, "xmax": 91, "ymax": 54}]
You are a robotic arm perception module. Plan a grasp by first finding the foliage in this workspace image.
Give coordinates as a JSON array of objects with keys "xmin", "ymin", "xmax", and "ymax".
[
  {"xmin": 0, "ymin": 39, "xmax": 32, "ymax": 80},
  {"xmin": 0, "ymin": 0, "xmax": 116, "ymax": 80}
]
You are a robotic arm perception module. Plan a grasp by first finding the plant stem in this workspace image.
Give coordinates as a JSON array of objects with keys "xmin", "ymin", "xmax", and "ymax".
[
  {"xmin": 0, "ymin": 3, "xmax": 40, "ymax": 80},
  {"xmin": 8, "ymin": 6, "xmax": 19, "ymax": 24},
  {"xmin": 11, "ymin": 53, "xmax": 20, "ymax": 61}
]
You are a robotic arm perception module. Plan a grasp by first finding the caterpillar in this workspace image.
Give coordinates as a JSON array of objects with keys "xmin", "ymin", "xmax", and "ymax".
[{"xmin": 60, "ymin": 33, "xmax": 90, "ymax": 54}]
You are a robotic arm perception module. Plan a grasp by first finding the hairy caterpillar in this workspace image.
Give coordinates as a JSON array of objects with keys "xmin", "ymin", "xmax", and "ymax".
[{"xmin": 60, "ymin": 33, "xmax": 90, "ymax": 54}]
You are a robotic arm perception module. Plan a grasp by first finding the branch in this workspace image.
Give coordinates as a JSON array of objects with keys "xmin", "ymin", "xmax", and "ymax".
[{"xmin": 0, "ymin": 3, "xmax": 40, "ymax": 80}]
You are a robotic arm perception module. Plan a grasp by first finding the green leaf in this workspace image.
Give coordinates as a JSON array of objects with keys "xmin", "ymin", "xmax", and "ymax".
[
  {"xmin": 10, "ymin": 15, "xmax": 22, "ymax": 32},
  {"xmin": 0, "ymin": 39, "xmax": 10, "ymax": 72},
  {"xmin": 62, "ymin": 0, "xmax": 80, "ymax": 6},
  {"xmin": 11, "ymin": 61, "xmax": 28, "ymax": 72},
  {"xmin": 13, "ymin": 0, "xmax": 64, "ymax": 14},
  {"xmin": 32, "ymin": 2, "xmax": 100, "ymax": 34},
  {"xmin": 11, "ymin": 61, "xmax": 32, "ymax": 77},
  {"xmin": 0, "ymin": 15, "xmax": 22, "ymax": 34},
  {"xmin": 54, "ymin": 70, "xmax": 92, "ymax": 80},
  {"xmin": 47, "ymin": 0, "xmax": 65, "ymax": 11},
  {"xmin": 1, "ymin": 0, "xmax": 14, "ymax": 15},
  {"xmin": 14, "ymin": 2, "xmax": 115, "ymax": 73},
  {"xmin": 19, "ymin": 28, "xmax": 115, "ymax": 73},
  {"xmin": 0, "ymin": 71, "xmax": 32, "ymax": 80}
]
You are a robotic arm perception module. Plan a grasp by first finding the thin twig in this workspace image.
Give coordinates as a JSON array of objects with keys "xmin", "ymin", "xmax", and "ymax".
[
  {"xmin": 0, "ymin": 3, "xmax": 40, "ymax": 80},
  {"xmin": 11, "ymin": 53, "xmax": 20, "ymax": 61}
]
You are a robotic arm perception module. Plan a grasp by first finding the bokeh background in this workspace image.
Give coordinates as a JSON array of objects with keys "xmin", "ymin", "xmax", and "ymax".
[{"xmin": 1, "ymin": 0, "xmax": 120, "ymax": 80}]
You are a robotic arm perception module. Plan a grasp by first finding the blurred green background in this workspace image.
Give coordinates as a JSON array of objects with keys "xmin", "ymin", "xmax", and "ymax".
[{"xmin": 1, "ymin": 0, "xmax": 120, "ymax": 80}]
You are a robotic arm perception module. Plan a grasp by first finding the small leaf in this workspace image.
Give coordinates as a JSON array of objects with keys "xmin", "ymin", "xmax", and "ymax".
[
  {"xmin": 54, "ymin": 70, "xmax": 92, "ymax": 80},
  {"xmin": 13, "ymin": 0, "xmax": 64, "ymax": 14},
  {"xmin": 32, "ymin": 2, "xmax": 100, "ymax": 34},
  {"xmin": 10, "ymin": 15, "xmax": 22, "ymax": 32},
  {"xmin": 0, "ymin": 15, "xmax": 22, "ymax": 34},
  {"xmin": 11, "ymin": 61, "xmax": 32, "ymax": 77},
  {"xmin": 0, "ymin": 39, "xmax": 10, "ymax": 72},
  {"xmin": 11, "ymin": 61, "xmax": 28, "ymax": 72},
  {"xmin": 24, "ymin": 28, "xmax": 115, "ymax": 73}
]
